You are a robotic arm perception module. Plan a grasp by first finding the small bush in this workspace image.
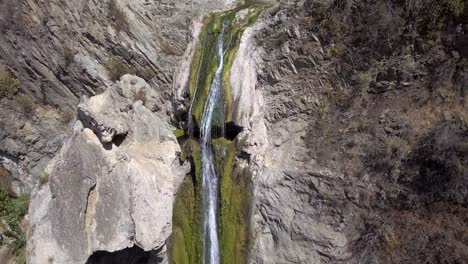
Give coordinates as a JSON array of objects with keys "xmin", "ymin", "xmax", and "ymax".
[
  {"xmin": 385, "ymin": 137, "xmax": 411, "ymax": 159},
  {"xmin": 109, "ymin": 0, "xmax": 129, "ymax": 33},
  {"xmin": 329, "ymin": 43, "xmax": 346, "ymax": 58},
  {"xmin": 0, "ymin": 67, "xmax": 19, "ymax": 98},
  {"xmin": 160, "ymin": 41, "xmax": 182, "ymax": 56},
  {"xmin": 63, "ymin": 47, "xmax": 74, "ymax": 68},
  {"xmin": 16, "ymin": 95, "xmax": 34, "ymax": 114},
  {"xmin": 59, "ymin": 110, "xmax": 74, "ymax": 124},
  {"xmin": 0, "ymin": 188, "xmax": 29, "ymax": 261},
  {"xmin": 0, "ymin": 166, "xmax": 12, "ymax": 191},
  {"xmin": 38, "ymin": 172, "xmax": 49, "ymax": 187},
  {"xmin": 173, "ymin": 128, "xmax": 185, "ymax": 139},
  {"xmin": 104, "ymin": 57, "xmax": 136, "ymax": 82},
  {"xmin": 320, "ymin": 15, "xmax": 345, "ymax": 37},
  {"xmin": 349, "ymin": 117, "xmax": 370, "ymax": 133},
  {"xmin": 137, "ymin": 66, "xmax": 156, "ymax": 81}
]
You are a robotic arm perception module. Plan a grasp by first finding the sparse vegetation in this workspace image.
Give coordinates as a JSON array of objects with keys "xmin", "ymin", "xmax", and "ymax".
[
  {"xmin": 104, "ymin": 57, "xmax": 136, "ymax": 82},
  {"xmin": 63, "ymin": 47, "xmax": 74, "ymax": 68},
  {"xmin": 385, "ymin": 137, "xmax": 411, "ymax": 159},
  {"xmin": 59, "ymin": 110, "xmax": 74, "ymax": 124},
  {"xmin": 0, "ymin": 188, "xmax": 29, "ymax": 264},
  {"xmin": 137, "ymin": 66, "xmax": 156, "ymax": 81},
  {"xmin": 349, "ymin": 117, "xmax": 370, "ymax": 133},
  {"xmin": 16, "ymin": 95, "xmax": 34, "ymax": 114},
  {"xmin": 0, "ymin": 166, "xmax": 12, "ymax": 191},
  {"xmin": 160, "ymin": 41, "xmax": 182, "ymax": 56},
  {"xmin": 38, "ymin": 171, "xmax": 49, "ymax": 187},
  {"xmin": 329, "ymin": 43, "xmax": 346, "ymax": 58},
  {"xmin": 173, "ymin": 128, "xmax": 185, "ymax": 139},
  {"xmin": 109, "ymin": 0, "xmax": 129, "ymax": 33},
  {"xmin": 0, "ymin": 67, "xmax": 20, "ymax": 98}
]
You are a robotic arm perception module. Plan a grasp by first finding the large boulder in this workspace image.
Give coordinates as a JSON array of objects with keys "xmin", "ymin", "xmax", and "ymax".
[{"xmin": 27, "ymin": 75, "xmax": 189, "ymax": 264}]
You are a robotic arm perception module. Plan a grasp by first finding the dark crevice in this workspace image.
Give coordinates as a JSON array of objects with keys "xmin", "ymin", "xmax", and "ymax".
[
  {"xmin": 86, "ymin": 246, "xmax": 164, "ymax": 264},
  {"xmin": 112, "ymin": 132, "xmax": 127, "ymax": 147},
  {"xmin": 237, "ymin": 151, "xmax": 251, "ymax": 163},
  {"xmin": 188, "ymin": 121, "xmax": 243, "ymax": 141}
]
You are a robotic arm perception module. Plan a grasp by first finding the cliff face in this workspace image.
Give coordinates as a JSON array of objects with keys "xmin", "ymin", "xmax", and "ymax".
[
  {"xmin": 0, "ymin": 0, "xmax": 228, "ymax": 194},
  {"xmin": 244, "ymin": 0, "xmax": 468, "ymax": 263}
]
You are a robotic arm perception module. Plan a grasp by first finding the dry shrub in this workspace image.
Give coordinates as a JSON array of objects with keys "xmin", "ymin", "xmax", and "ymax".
[
  {"xmin": 160, "ymin": 41, "xmax": 182, "ymax": 56},
  {"xmin": 109, "ymin": 0, "xmax": 129, "ymax": 33},
  {"xmin": 137, "ymin": 66, "xmax": 156, "ymax": 81},
  {"xmin": 16, "ymin": 95, "xmax": 34, "ymax": 114},
  {"xmin": 38, "ymin": 172, "xmax": 49, "ymax": 187},
  {"xmin": 59, "ymin": 110, "xmax": 74, "ymax": 124},
  {"xmin": 0, "ymin": 165, "xmax": 13, "ymax": 191},
  {"xmin": 105, "ymin": 57, "xmax": 136, "ymax": 81},
  {"xmin": 385, "ymin": 137, "xmax": 411, "ymax": 159},
  {"xmin": 0, "ymin": 67, "xmax": 20, "ymax": 97}
]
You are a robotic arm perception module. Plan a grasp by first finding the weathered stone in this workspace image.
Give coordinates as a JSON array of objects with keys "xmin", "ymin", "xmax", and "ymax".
[{"xmin": 28, "ymin": 75, "xmax": 189, "ymax": 264}]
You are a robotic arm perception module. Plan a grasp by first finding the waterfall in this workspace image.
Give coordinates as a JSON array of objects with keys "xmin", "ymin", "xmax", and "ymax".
[{"xmin": 200, "ymin": 25, "xmax": 225, "ymax": 264}]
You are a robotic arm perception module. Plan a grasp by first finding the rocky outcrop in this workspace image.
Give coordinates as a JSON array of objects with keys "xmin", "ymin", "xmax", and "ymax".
[
  {"xmin": 0, "ymin": 0, "xmax": 231, "ymax": 194},
  {"xmin": 28, "ymin": 75, "xmax": 189, "ymax": 264},
  {"xmin": 241, "ymin": 0, "xmax": 468, "ymax": 263}
]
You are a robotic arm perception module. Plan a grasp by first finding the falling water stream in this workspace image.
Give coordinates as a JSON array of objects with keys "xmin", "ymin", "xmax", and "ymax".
[
  {"xmin": 171, "ymin": 5, "xmax": 266, "ymax": 264},
  {"xmin": 200, "ymin": 25, "xmax": 226, "ymax": 264}
]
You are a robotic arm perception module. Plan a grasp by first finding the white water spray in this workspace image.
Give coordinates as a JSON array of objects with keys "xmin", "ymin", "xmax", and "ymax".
[{"xmin": 200, "ymin": 25, "xmax": 225, "ymax": 264}]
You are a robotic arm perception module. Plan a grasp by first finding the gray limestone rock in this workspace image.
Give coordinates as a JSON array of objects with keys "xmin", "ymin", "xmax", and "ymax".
[{"xmin": 28, "ymin": 75, "xmax": 189, "ymax": 264}]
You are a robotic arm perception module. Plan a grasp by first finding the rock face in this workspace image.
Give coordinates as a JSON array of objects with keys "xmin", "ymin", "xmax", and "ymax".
[
  {"xmin": 0, "ymin": 0, "xmax": 230, "ymax": 194},
  {"xmin": 28, "ymin": 75, "xmax": 189, "ymax": 264},
  {"xmin": 237, "ymin": 0, "xmax": 468, "ymax": 263}
]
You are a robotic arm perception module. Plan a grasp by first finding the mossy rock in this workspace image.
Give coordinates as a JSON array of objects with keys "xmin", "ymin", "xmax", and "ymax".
[
  {"xmin": 171, "ymin": 139, "xmax": 203, "ymax": 264},
  {"xmin": 171, "ymin": 3, "xmax": 267, "ymax": 264},
  {"xmin": 188, "ymin": 4, "xmax": 268, "ymax": 128},
  {"xmin": 212, "ymin": 138, "xmax": 252, "ymax": 264}
]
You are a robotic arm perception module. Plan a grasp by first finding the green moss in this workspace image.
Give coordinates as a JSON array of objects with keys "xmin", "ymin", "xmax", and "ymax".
[
  {"xmin": 173, "ymin": 129, "xmax": 186, "ymax": 139},
  {"xmin": 213, "ymin": 138, "xmax": 252, "ymax": 264},
  {"xmin": 188, "ymin": 4, "xmax": 268, "ymax": 126},
  {"xmin": 171, "ymin": 139, "xmax": 203, "ymax": 264},
  {"xmin": 171, "ymin": 177, "xmax": 202, "ymax": 264},
  {"xmin": 172, "ymin": 3, "xmax": 267, "ymax": 264}
]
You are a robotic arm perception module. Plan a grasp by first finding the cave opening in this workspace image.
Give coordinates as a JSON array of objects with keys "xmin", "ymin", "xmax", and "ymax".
[
  {"xmin": 188, "ymin": 120, "xmax": 243, "ymax": 141},
  {"xmin": 86, "ymin": 246, "xmax": 163, "ymax": 264}
]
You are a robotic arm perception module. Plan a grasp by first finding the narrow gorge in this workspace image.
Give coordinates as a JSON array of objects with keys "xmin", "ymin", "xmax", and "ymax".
[{"xmin": 171, "ymin": 4, "xmax": 266, "ymax": 264}]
